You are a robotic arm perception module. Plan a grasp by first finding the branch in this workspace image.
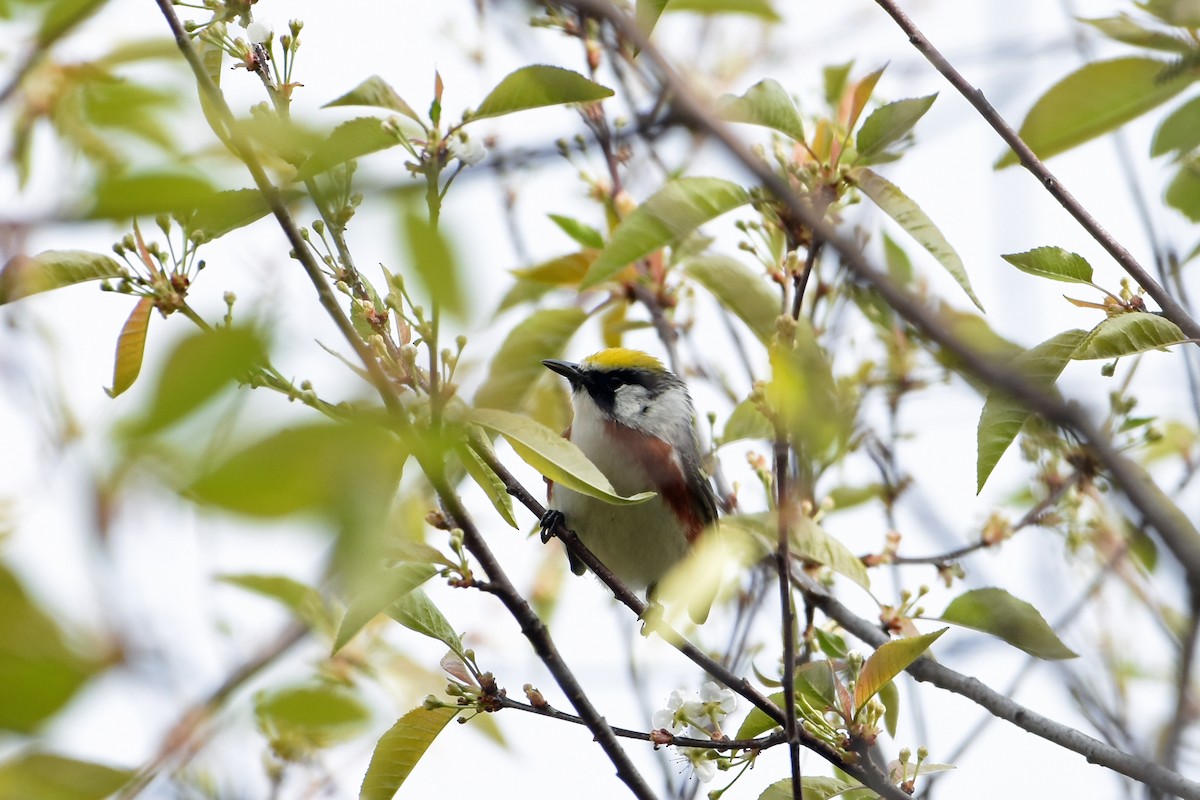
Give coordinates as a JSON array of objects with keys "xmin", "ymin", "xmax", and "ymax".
[
  {"xmin": 795, "ymin": 572, "xmax": 1200, "ymax": 800},
  {"xmin": 546, "ymin": 0, "xmax": 1200, "ymax": 597},
  {"xmin": 472, "ymin": 441, "xmax": 912, "ymax": 800},
  {"xmin": 430, "ymin": 469, "xmax": 660, "ymax": 800},
  {"xmin": 868, "ymin": 0, "xmax": 1200, "ymax": 345},
  {"xmin": 494, "ymin": 695, "xmax": 788, "ymax": 752}
]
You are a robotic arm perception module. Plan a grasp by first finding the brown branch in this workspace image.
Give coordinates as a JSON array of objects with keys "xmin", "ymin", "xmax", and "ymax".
[
  {"xmin": 494, "ymin": 695, "xmax": 788, "ymax": 752},
  {"xmin": 868, "ymin": 0, "xmax": 1200, "ymax": 345},
  {"xmin": 795, "ymin": 571, "xmax": 1200, "ymax": 800},
  {"xmin": 773, "ymin": 435, "xmax": 803, "ymax": 799},
  {"xmin": 472, "ymin": 441, "xmax": 911, "ymax": 800}
]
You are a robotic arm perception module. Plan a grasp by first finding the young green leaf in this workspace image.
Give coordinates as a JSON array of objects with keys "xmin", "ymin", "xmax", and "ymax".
[
  {"xmin": 1166, "ymin": 159, "xmax": 1200, "ymax": 222},
  {"xmin": 667, "ymin": 0, "xmax": 781, "ymax": 18},
  {"xmin": 878, "ymin": 679, "xmax": 900, "ymax": 738},
  {"xmin": 854, "ymin": 628, "xmax": 946, "ymax": 714},
  {"xmin": 127, "ymin": 327, "xmax": 266, "ymax": 435},
  {"xmin": 469, "ymin": 408, "xmax": 655, "ymax": 506},
  {"xmin": 1073, "ymin": 312, "xmax": 1188, "ymax": 359},
  {"xmin": 333, "ymin": 564, "xmax": 439, "ymax": 654},
  {"xmin": 844, "ymin": 65, "xmax": 886, "ymax": 134},
  {"xmin": 457, "ymin": 439, "xmax": 518, "ymax": 529},
  {"xmin": 294, "ymin": 117, "xmax": 403, "ymax": 181},
  {"xmin": 584, "ymin": 177, "xmax": 751, "ymax": 289},
  {"xmin": 718, "ymin": 78, "xmax": 806, "ymax": 143},
  {"xmin": 104, "ymin": 297, "xmax": 154, "ymax": 399},
  {"xmin": 90, "ymin": 171, "xmax": 217, "ymax": 220},
  {"xmin": 474, "ymin": 308, "xmax": 588, "ymax": 411},
  {"xmin": 36, "ymin": 0, "xmax": 107, "ymax": 47},
  {"xmin": 470, "ymin": 65, "xmax": 613, "ymax": 122},
  {"xmin": 188, "ymin": 188, "xmax": 304, "ymax": 244},
  {"xmin": 359, "ymin": 706, "xmax": 457, "ymax": 800},
  {"xmin": 759, "ymin": 776, "xmax": 861, "ymax": 800},
  {"xmin": 996, "ymin": 57, "xmax": 1193, "ymax": 168},
  {"xmin": 387, "ymin": 588, "xmax": 465, "ymax": 656},
  {"xmin": 1001, "ymin": 246, "xmax": 1094, "ymax": 284},
  {"xmin": 1152, "ymin": 96, "xmax": 1200, "ymax": 156},
  {"xmin": 636, "ymin": 0, "xmax": 669, "ymax": 39},
  {"xmin": 547, "ymin": 214, "xmax": 605, "ymax": 249},
  {"xmin": 403, "ymin": 212, "xmax": 466, "ymax": 319},
  {"xmin": 793, "ymin": 516, "xmax": 870, "ymax": 589},
  {"xmin": 510, "ymin": 251, "xmax": 597, "ymax": 285},
  {"xmin": 848, "ymin": 166, "xmax": 983, "ymax": 311},
  {"xmin": 977, "ymin": 329, "xmax": 1087, "ymax": 492},
  {"xmin": 0, "ymin": 752, "xmax": 133, "ymax": 800},
  {"xmin": 1080, "ymin": 15, "xmax": 1192, "ymax": 52},
  {"xmin": 188, "ymin": 422, "xmax": 406, "ymax": 518},
  {"xmin": 719, "ymin": 396, "xmax": 774, "ymax": 445},
  {"xmin": 939, "ymin": 587, "xmax": 1076, "ymax": 659},
  {"xmin": 855, "ymin": 94, "xmax": 936, "ymax": 162},
  {"xmin": 324, "ymin": 75, "xmax": 422, "ymax": 124},
  {"xmin": 256, "ymin": 684, "xmax": 370, "ymax": 743},
  {"xmin": 683, "ymin": 254, "xmax": 780, "ymax": 344},
  {"xmin": 219, "ymin": 573, "xmax": 330, "ymax": 633}
]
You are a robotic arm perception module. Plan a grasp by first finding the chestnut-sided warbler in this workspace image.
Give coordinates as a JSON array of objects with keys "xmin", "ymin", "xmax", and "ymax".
[{"xmin": 540, "ymin": 348, "xmax": 719, "ymax": 622}]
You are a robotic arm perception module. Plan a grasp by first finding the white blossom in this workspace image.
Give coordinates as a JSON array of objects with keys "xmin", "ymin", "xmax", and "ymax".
[
  {"xmin": 447, "ymin": 132, "xmax": 486, "ymax": 166},
  {"xmin": 246, "ymin": 20, "xmax": 273, "ymax": 44},
  {"xmin": 653, "ymin": 688, "xmax": 688, "ymax": 732},
  {"xmin": 685, "ymin": 750, "xmax": 717, "ymax": 783},
  {"xmin": 699, "ymin": 681, "xmax": 737, "ymax": 720}
]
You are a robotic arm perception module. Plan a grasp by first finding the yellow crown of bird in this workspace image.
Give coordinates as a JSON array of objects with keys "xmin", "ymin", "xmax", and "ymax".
[{"xmin": 580, "ymin": 347, "xmax": 666, "ymax": 373}]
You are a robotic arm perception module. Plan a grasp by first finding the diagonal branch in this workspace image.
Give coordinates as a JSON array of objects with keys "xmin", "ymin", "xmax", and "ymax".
[{"xmin": 868, "ymin": 0, "xmax": 1200, "ymax": 345}]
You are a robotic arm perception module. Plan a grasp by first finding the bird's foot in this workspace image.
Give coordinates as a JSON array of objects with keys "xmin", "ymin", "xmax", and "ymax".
[{"xmin": 539, "ymin": 509, "xmax": 565, "ymax": 544}]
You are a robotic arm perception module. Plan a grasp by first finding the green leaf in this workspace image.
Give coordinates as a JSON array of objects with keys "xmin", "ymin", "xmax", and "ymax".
[
  {"xmin": 458, "ymin": 438, "xmax": 519, "ymax": 529},
  {"xmin": 1153, "ymin": 96, "xmax": 1200, "ymax": 156},
  {"xmin": 855, "ymin": 94, "xmax": 937, "ymax": 162},
  {"xmin": 127, "ymin": 327, "xmax": 266, "ymax": 435},
  {"xmin": 878, "ymin": 679, "xmax": 900, "ymax": 738},
  {"xmin": 0, "ymin": 752, "xmax": 132, "ymax": 800},
  {"xmin": 814, "ymin": 628, "xmax": 849, "ymax": 659},
  {"xmin": 636, "ymin": 0, "xmax": 669, "ymax": 39},
  {"xmin": 325, "ymin": 75, "xmax": 422, "ymax": 124},
  {"xmin": 0, "ymin": 250, "xmax": 125, "ymax": 304},
  {"xmin": 510, "ymin": 251, "xmax": 597, "ymax": 285},
  {"xmin": 469, "ymin": 408, "xmax": 655, "ymax": 506},
  {"xmin": 547, "ymin": 214, "xmax": 605, "ymax": 249},
  {"xmin": 684, "ymin": 255, "xmax": 780, "ymax": 343},
  {"xmin": 939, "ymin": 588, "xmax": 1077, "ymax": 659},
  {"xmin": 1080, "ymin": 15, "xmax": 1192, "ymax": 52},
  {"xmin": 188, "ymin": 422, "xmax": 406, "ymax": 519},
  {"xmin": 36, "ymin": 0, "xmax": 107, "ymax": 46},
  {"xmin": 474, "ymin": 308, "xmax": 588, "ymax": 411},
  {"xmin": 256, "ymin": 684, "xmax": 369, "ymax": 743},
  {"xmin": 1166, "ymin": 159, "xmax": 1200, "ymax": 221},
  {"xmin": 187, "ymin": 188, "xmax": 302, "ymax": 244},
  {"xmin": 359, "ymin": 706, "xmax": 457, "ymax": 800},
  {"xmin": 1139, "ymin": 0, "xmax": 1200, "ymax": 27},
  {"xmin": 0, "ymin": 565, "xmax": 106, "ymax": 734},
  {"xmin": 666, "ymin": 0, "xmax": 781, "ymax": 19},
  {"xmin": 104, "ymin": 297, "xmax": 154, "ymax": 399},
  {"xmin": 403, "ymin": 212, "xmax": 465, "ymax": 318},
  {"xmin": 584, "ymin": 177, "xmax": 751, "ymax": 289},
  {"xmin": 996, "ymin": 57, "xmax": 1194, "ymax": 167},
  {"xmin": 854, "ymin": 628, "xmax": 946, "ymax": 714},
  {"xmin": 793, "ymin": 516, "xmax": 870, "ymax": 589},
  {"xmin": 295, "ymin": 117, "xmax": 401, "ymax": 180},
  {"xmin": 90, "ymin": 171, "xmax": 217, "ymax": 220},
  {"xmin": 1073, "ymin": 312, "xmax": 1187, "ymax": 360},
  {"xmin": 218, "ymin": 574, "xmax": 329, "ymax": 633},
  {"xmin": 848, "ymin": 166, "xmax": 983, "ymax": 311},
  {"xmin": 1001, "ymin": 246, "xmax": 1094, "ymax": 284},
  {"xmin": 766, "ymin": 318, "xmax": 852, "ymax": 458},
  {"xmin": 470, "ymin": 66, "xmax": 613, "ymax": 122},
  {"xmin": 759, "ymin": 776, "xmax": 861, "ymax": 800},
  {"xmin": 719, "ymin": 397, "xmax": 774, "ymax": 445},
  {"xmin": 976, "ymin": 329, "xmax": 1087, "ymax": 492},
  {"xmin": 387, "ymin": 588, "xmax": 464, "ymax": 656},
  {"xmin": 333, "ymin": 564, "xmax": 439, "ymax": 654},
  {"xmin": 718, "ymin": 79, "xmax": 806, "ymax": 143}
]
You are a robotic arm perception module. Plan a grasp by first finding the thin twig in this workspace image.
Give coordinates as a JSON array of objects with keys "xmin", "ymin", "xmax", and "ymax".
[
  {"xmin": 773, "ymin": 435, "xmax": 802, "ymax": 799},
  {"xmin": 795, "ymin": 571, "xmax": 1200, "ymax": 800},
  {"xmin": 868, "ymin": 0, "xmax": 1200, "ymax": 345}
]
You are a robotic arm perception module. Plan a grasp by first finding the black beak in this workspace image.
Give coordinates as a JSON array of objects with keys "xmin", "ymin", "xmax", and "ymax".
[{"xmin": 542, "ymin": 358, "xmax": 584, "ymax": 387}]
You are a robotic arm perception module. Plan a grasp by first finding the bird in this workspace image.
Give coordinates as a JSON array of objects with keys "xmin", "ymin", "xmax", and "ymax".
[{"xmin": 539, "ymin": 347, "xmax": 719, "ymax": 623}]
